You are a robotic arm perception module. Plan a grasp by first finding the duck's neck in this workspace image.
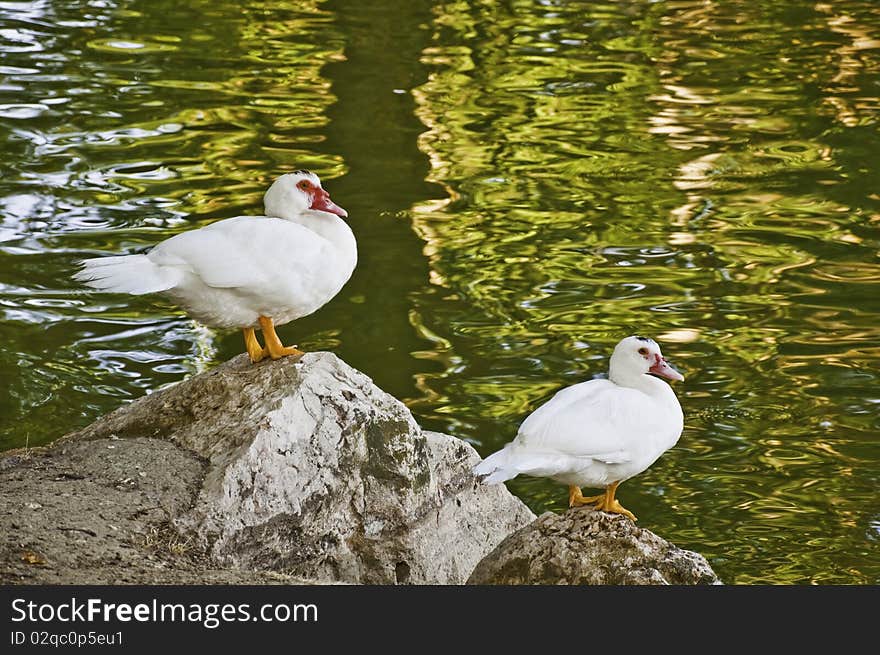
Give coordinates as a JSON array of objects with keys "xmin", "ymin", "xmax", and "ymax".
[
  {"xmin": 284, "ymin": 210, "xmax": 356, "ymax": 253},
  {"xmin": 609, "ymin": 367, "xmax": 669, "ymax": 397}
]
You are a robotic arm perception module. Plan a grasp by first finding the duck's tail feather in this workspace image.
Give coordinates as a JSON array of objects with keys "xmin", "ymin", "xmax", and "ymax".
[
  {"xmin": 473, "ymin": 444, "xmax": 519, "ymax": 484},
  {"xmin": 73, "ymin": 254, "xmax": 181, "ymax": 295},
  {"xmin": 474, "ymin": 443, "xmax": 575, "ymax": 484}
]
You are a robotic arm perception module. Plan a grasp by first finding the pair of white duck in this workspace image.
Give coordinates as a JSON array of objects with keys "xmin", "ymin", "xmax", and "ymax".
[{"xmin": 75, "ymin": 171, "xmax": 684, "ymax": 521}]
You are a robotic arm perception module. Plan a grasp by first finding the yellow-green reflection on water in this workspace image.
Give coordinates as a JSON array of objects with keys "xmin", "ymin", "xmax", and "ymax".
[
  {"xmin": 0, "ymin": 0, "xmax": 878, "ymax": 584},
  {"xmin": 407, "ymin": 0, "xmax": 880, "ymax": 584}
]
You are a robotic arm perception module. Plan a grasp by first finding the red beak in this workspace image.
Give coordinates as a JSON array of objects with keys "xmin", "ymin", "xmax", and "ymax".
[
  {"xmin": 310, "ymin": 188, "xmax": 348, "ymax": 218},
  {"xmin": 649, "ymin": 354, "xmax": 684, "ymax": 382}
]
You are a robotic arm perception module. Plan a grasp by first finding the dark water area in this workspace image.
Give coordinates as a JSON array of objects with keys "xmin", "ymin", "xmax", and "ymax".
[{"xmin": 1, "ymin": 0, "xmax": 878, "ymax": 583}]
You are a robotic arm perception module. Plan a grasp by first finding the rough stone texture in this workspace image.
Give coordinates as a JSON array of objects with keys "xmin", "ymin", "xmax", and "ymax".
[
  {"xmin": 0, "ymin": 438, "xmax": 310, "ymax": 584},
  {"xmin": 1, "ymin": 352, "xmax": 534, "ymax": 584},
  {"xmin": 467, "ymin": 509, "xmax": 721, "ymax": 585}
]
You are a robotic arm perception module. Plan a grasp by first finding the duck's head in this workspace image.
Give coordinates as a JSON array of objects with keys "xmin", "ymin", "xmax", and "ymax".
[
  {"xmin": 264, "ymin": 170, "xmax": 348, "ymax": 220},
  {"xmin": 609, "ymin": 335, "xmax": 684, "ymax": 385}
]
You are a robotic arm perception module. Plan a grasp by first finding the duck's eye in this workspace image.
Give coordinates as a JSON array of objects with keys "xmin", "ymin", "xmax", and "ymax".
[
  {"xmin": 638, "ymin": 347, "xmax": 648, "ymax": 356},
  {"xmin": 298, "ymin": 180, "xmax": 311, "ymax": 191}
]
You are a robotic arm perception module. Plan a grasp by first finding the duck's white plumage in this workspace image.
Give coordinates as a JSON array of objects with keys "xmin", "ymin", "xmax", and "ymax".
[
  {"xmin": 474, "ymin": 336, "xmax": 684, "ymax": 505},
  {"xmin": 74, "ymin": 171, "xmax": 356, "ymax": 331}
]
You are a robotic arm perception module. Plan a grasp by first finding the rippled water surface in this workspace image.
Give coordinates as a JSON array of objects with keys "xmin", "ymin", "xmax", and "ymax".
[{"xmin": 1, "ymin": 0, "xmax": 878, "ymax": 583}]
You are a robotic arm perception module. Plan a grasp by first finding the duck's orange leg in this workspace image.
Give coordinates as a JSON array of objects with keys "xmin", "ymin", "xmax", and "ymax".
[
  {"xmin": 568, "ymin": 485, "xmax": 604, "ymax": 508},
  {"xmin": 242, "ymin": 327, "xmax": 266, "ymax": 363},
  {"xmin": 592, "ymin": 480, "xmax": 637, "ymax": 521},
  {"xmin": 258, "ymin": 316, "xmax": 304, "ymax": 360}
]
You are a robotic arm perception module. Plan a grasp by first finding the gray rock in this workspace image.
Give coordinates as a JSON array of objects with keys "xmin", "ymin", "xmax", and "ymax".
[
  {"xmin": 0, "ymin": 437, "xmax": 312, "ymax": 584},
  {"xmin": 2, "ymin": 352, "xmax": 534, "ymax": 584},
  {"xmin": 467, "ymin": 509, "xmax": 721, "ymax": 585}
]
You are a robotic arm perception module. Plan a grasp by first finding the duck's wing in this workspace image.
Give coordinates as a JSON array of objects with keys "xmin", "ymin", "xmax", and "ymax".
[
  {"xmin": 149, "ymin": 216, "xmax": 332, "ymax": 290},
  {"xmin": 515, "ymin": 380, "xmax": 649, "ymax": 463}
]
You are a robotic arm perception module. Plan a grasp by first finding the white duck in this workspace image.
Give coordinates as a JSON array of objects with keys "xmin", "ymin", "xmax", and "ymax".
[
  {"xmin": 74, "ymin": 170, "xmax": 355, "ymax": 363},
  {"xmin": 473, "ymin": 336, "xmax": 684, "ymax": 521}
]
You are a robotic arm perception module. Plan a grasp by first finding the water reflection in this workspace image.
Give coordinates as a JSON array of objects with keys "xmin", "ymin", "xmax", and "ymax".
[
  {"xmin": 0, "ymin": 0, "xmax": 347, "ymax": 448},
  {"xmin": 407, "ymin": 0, "xmax": 880, "ymax": 583}
]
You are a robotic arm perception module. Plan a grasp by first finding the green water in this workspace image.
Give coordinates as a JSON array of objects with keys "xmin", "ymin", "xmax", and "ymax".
[{"xmin": 1, "ymin": 0, "xmax": 878, "ymax": 584}]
